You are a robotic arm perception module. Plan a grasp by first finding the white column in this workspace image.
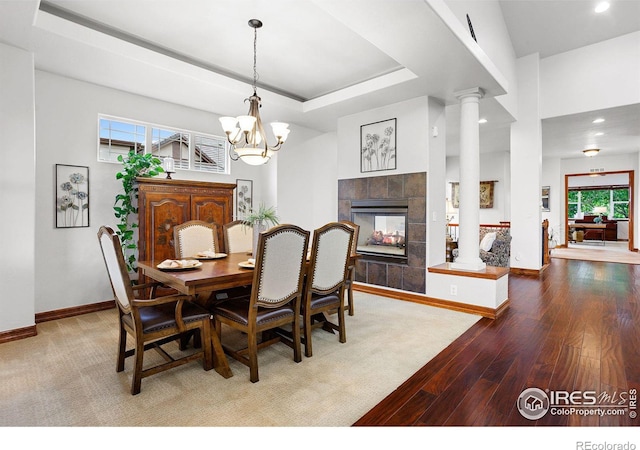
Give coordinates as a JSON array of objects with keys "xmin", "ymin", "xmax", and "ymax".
[{"xmin": 451, "ymin": 87, "xmax": 486, "ymax": 271}]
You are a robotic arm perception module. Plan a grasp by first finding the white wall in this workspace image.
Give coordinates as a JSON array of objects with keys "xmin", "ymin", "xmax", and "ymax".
[
  {"xmin": 541, "ymin": 32, "xmax": 640, "ymax": 119},
  {"xmin": 276, "ymin": 130, "xmax": 335, "ymax": 232},
  {"xmin": 337, "ymin": 96, "xmax": 430, "ymax": 180},
  {"xmin": 446, "ymin": 151, "xmax": 511, "ymax": 225},
  {"xmin": 0, "ymin": 43, "xmax": 36, "ymax": 332}
]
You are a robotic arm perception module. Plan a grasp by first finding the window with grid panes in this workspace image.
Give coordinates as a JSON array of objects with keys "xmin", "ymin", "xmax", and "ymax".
[
  {"xmin": 98, "ymin": 115, "xmax": 229, "ymax": 174},
  {"xmin": 151, "ymin": 127, "xmax": 189, "ymax": 170},
  {"xmin": 98, "ymin": 117, "xmax": 146, "ymax": 162},
  {"xmin": 194, "ymin": 134, "xmax": 227, "ymax": 173}
]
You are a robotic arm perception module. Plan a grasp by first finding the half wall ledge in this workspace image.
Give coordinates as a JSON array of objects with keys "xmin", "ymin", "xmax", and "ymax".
[{"xmin": 426, "ymin": 263, "xmax": 509, "ymax": 318}]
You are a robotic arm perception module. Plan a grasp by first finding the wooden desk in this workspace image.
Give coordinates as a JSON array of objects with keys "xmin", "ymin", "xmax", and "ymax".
[
  {"xmin": 138, "ymin": 252, "xmax": 256, "ymax": 379},
  {"xmin": 568, "ymin": 223, "xmax": 606, "ymax": 245}
]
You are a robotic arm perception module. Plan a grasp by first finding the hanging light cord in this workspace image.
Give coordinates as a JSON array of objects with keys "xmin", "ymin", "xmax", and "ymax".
[{"xmin": 252, "ymin": 25, "xmax": 258, "ymax": 95}]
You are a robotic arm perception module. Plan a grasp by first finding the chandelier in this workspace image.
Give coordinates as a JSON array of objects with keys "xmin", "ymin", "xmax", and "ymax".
[{"xmin": 219, "ymin": 19, "xmax": 290, "ymax": 166}]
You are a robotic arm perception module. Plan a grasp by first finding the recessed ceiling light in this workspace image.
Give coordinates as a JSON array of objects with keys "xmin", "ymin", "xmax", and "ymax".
[
  {"xmin": 595, "ymin": 2, "xmax": 610, "ymax": 13},
  {"xmin": 478, "ymin": 118, "xmax": 487, "ymax": 124},
  {"xmin": 592, "ymin": 118, "xmax": 605, "ymax": 124},
  {"xmin": 595, "ymin": 132, "xmax": 604, "ymax": 136}
]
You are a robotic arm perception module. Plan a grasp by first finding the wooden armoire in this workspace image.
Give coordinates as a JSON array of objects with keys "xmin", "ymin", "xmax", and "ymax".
[{"xmin": 136, "ymin": 178, "xmax": 236, "ymax": 265}]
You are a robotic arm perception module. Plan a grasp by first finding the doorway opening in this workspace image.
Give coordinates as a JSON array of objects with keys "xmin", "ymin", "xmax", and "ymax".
[{"xmin": 564, "ymin": 170, "xmax": 634, "ymax": 252}]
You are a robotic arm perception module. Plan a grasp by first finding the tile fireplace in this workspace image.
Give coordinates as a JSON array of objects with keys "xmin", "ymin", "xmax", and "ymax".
[
  {"xmin": 351, "ymin": 199, "xmax": 408, "ymax": 263},
  {"xmin": 338, "ymin": 172, "xmax": 426, "ymax": 294}
]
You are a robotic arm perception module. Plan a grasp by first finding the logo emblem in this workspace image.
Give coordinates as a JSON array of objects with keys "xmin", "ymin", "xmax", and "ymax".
[{"xmin": 517, "ymin": 388, "xmax": 550, "ymax": 420}]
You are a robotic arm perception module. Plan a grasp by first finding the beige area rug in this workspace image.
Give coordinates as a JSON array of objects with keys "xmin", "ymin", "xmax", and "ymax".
[
  {"xmin": 0, "ymin": 292, "xmax": 479, "ymax": 427},
  {"xmin": 551, "ymin": 243, "xmax": 640, "ymax": 264}
]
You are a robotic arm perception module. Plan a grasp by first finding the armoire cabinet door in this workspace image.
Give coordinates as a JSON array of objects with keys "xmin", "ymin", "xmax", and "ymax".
[
  {"xmin": 136, "ymin": 178, "xmax": 236, "ymax": 263},
  {"xmin": 191, "ymin": 194, "xmax": 232, "ymax": 249},
  {"xmin": 142, "ymin": 193, "xmax": 190, "ymax": 261}
]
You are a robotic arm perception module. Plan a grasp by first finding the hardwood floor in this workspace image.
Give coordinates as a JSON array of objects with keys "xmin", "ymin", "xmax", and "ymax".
[{"xmin": 354, "ymin": 258, "xmax": 639, "ymax": 426}]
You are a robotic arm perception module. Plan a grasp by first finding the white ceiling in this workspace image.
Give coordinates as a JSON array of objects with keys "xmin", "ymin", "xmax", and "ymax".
[
  {"xmin": 499, "ymin": 0, "xmax": 640, "ymax": 160},
  {"xmin": 0, "ymin": 0, "xmax": 638, "ymax": 159},
  {"xmin": 500, "ymin": 0, "xmax": 640, "ymax": 59}
]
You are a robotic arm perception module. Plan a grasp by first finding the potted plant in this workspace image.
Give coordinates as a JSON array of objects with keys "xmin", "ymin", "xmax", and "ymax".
[
  {"xmin": 242, "ymin": 203, "xmax": 280, "ymax": 257},
  {"xmin": 113, "ymin": 150, "xmax": 164, "ymax": 273}
]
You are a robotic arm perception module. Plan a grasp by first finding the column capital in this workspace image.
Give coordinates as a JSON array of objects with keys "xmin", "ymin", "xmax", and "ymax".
[{"xmin": 454, "ymin": 87, "xmax": 485, "ymax": 101}]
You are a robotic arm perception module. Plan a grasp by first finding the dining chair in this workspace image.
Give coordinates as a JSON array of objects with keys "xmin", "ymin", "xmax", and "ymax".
[
  {"xmin": 97, "ymin": 226, "xmax": 213, "ymax": 395},
  {"xmin": 173, "ymin": 220, "xmax": 220, "ymax": 259},
  {"xmin": 223, "ymin": 220, "xmax": 253, "ymax": 254},
  {"xmin": 339, "ymin": 220, "xmax": 360, "ymax": 316},
  {"xmin": 212, "ymin": 224, "xmax": 310, "ymax": 382},
  {"xmin": 301, "ymin": 222, "xmax": 354, "ymax": 357}
]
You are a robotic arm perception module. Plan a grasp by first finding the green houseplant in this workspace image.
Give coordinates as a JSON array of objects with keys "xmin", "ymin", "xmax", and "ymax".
[
  {"xmin": 114, "ymin": 150, "xmax": 164, "ymax": 272},
  {"xmin": 242, "ymin": 203, "xmax": 280, "ymax": 257}
]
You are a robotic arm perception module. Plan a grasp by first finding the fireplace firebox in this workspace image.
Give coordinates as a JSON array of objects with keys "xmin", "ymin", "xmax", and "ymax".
[{"xmin": 351, "ymin": 199, "xmax": 408, "ymax": 263}]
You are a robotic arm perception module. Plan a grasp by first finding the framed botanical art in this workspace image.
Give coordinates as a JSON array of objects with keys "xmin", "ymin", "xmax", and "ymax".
[
  {"xmin": 236, "ymin": 179, "xmax": 253, "ymax": 219},
  {"xmin": 56, "ymin": 164, "xmax": 89, "ymax": 228},
  {"xmin": 451, "ymin": 181, "xmax": 495, "ymax": 209},
  {"xmin": 360, "ymin": 118, "xmax": 397, "ymax": 173}
]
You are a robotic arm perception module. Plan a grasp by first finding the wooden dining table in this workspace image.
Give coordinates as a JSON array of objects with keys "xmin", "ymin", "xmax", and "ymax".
[
  {"xmin": 138, "ymin": 252, "xmax": 255, "ymax": 297},
  {"xmin": 137, "ymin": 251, "xmax": 360, "ymax": 377},
  {"xmin": 137, "ymin": 252, "xmax": 256, "ymax": 379}
]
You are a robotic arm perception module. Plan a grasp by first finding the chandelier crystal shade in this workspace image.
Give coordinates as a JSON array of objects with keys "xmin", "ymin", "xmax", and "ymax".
[{"xmin": 219, "ymin": 19, "xmax": 290, "ymax": 166}]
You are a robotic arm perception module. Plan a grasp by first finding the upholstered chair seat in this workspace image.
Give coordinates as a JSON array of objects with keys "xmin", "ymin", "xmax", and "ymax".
[
  {"xmin": 125, "ymin": 302, "xmax": 211, "ymax": 334},
  {"xmin": 214, "ymin": 299, "xmax": 295, "ymax": 327},
  {"xmin": 305, "ymin": 293, "xmax": 341, "ymax": 312}
]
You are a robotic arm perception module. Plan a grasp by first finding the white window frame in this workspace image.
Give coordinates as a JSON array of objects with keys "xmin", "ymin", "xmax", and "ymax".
[{"xmin": 97, "ymin": 114, "xmax": 230, "ymax": 175}]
